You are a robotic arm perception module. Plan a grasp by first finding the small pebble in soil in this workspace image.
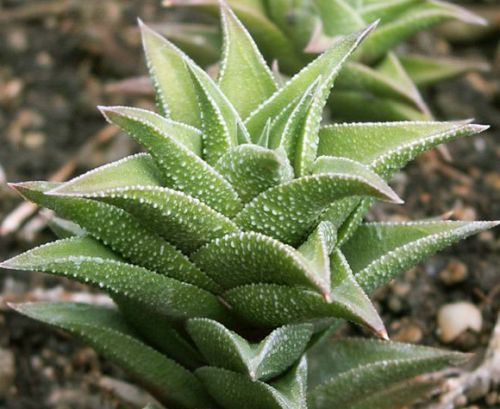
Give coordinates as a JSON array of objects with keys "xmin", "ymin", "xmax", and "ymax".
[
  {"xmin": 437, "ymin": 301, "xmax": 482, "ymax": 344},
  {"xmin": 391, "ymin": 320, "xmax": 423, "ymax": 343},
  {"xmin": 439, "ymin": 260, "xmax": 469, "ymax": 285}
]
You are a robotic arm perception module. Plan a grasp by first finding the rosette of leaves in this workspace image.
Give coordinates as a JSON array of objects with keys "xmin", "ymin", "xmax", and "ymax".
[
  {"xmin": 164, "ymin": 0, "xmax": 488, "ymax": 121},
  {"xmin": 1, "ymin": 4, "xmax": 497, "ymax": 409}
]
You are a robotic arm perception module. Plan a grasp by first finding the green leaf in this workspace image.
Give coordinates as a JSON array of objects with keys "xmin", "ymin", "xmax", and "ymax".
[
  {"xmin": 114, "ymin": 296, "xmax": 205, "ymax": 369},
  {"xmin": 329, "ymin": 90, "xmax": 428, "ymax": 121},
  {"xmin": 189, "ymin": 67, "xmax": 234, "ymax": 166},
  {"xmin": 187, "ymin": 319, "xmax": 312, "ymax": 381},
  {"xmin": 139, "ymin": 21, "xmax": 201, "ymax": 126},
  {"xmin": 11, "ymin": 182, "xmax": 218, "ymax": 291},
  {"xmin": 192, "ymin": 232, "xmax": 330, "ymax": 295},
  {"xmin": 67, "ymin": 185, "xmax": 238, "ymax": 255},
  {"xmin": 318, "ymin": 121, "xmax": 487, "ymax": 179},
  {"xmin": 215, "ymin": 144, "xmax": 293, "ymax": 203},
  {"xmin": 336, "ymin": 54, "xmax": 430, "ymax": 115},
  {"xmin": 218, "ymin": 2, "xmax": 277, "ymax": 119},
  {"xmin": 1, "ymin": 237, "xmax": 228, "ymax": 322},
  {"xmin": 99, "ymin": 106, "xmax": 243, "ymax": 217},
  {"xmin": 47, "ymin": 215, "xmax": 86, "ymax": 239},
  {"xmin": 342, "ymin": 221, "xmax": 500, "ymax": 293},
  {"xmin": 196, "ymin": 356, "xmax": 308, "ymax": 409},
  {"xmin": 224, "ymin": 281, "xmax": 386, "ymax": 336},
  {"xmin": 359, "ymin": 0, "xmax": 420, "ymax": 22},
  {"xmin": 308, "ymin": 338, "xmax": 466, "ymax": 409},
  {"xmin": 400, "ymin": 54, "xmax": 490, "ymax": 87},
  {"xmin": 173, "ymin": 0, "xmax": 304, "ymax": 74},
  {"xmin": 245, "ymin": 23, "xmax": 377, "ymax": 139},
  {"xmin": 234, "ymin": 161, "xmax": 401, "ymax": 246},
  {"xmin": 313, "ymin": 0, "xmax": 366, "ymax": 36},
  {"xmin": 358, "ymin": 1, "xmax": 486, "ymax": 63},
  {"xmin": 11, "ymin": 302, "xmax": 214, "ymax": 409},
  {"xmin": 50, "ymin": 153, "xmax": 164, "ymax": 195},
  {"xmin": 297, "ymin": 222, "xmax": 336, "ymax": 297}
]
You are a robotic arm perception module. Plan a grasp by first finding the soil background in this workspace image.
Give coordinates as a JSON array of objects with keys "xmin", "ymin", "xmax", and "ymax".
[{"xmin": 0, "ymin": 1, "xmax": 499, "ymax": 408}]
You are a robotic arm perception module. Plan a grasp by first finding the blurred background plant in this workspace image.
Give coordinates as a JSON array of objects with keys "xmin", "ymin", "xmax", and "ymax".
[{"xmin": 0, "ymin": 1, "xmax": 499, "ymax": 408}]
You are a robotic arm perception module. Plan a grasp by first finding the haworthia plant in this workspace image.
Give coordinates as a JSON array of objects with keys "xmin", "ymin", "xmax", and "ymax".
[
  {"xmin": 167, "ymin": 0, "xmax": 488, "ymax": 121},
  {"xmin": 1, "ymin": 4, "xmax": 497, "ymax": 409}
]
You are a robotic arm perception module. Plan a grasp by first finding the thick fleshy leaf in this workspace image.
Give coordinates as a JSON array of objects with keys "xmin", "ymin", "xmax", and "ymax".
[
  {"xmin": 215, "ymin": 145, "xmax": 293, "ymax": 203},
  {"xmin": 313, "ymin": 0, "xmax": 366, "ymax": 37},
  {"xmin": 342, "ymin": 221, "xmax": 500, "ymax": 293},
  {"xmin": 67, "ymin": 185, "xmax": 238, "ymax": 254},
  {"xmin": 192, "ymin": 232, "xmax": 330, "ymax": 295},
  {"xmin": 218, "ymin": 2, "xmax": 277, "ymax": 118},
  {"xmin": 307, "ymin": 338, "xmax": 467, "ymax": 409},
  {"xmin": 11, "ymin": 302, "xmax": 213, "ymax": 409},
  {"xmin": 358, "ymin": 1, "xmax": 486, "ymax": 63},
  {"xmin": 1, "ymin": 237, "xmax": 228, "ymax": 322},
  {"xmin": 329, "ymin": 249, "xmax": 386, "ymax": 338},
  {"xmin": 297, "ymin": 222, "xmax": 336, "ymax": 297},
  {"xmin": 400, "ymin": 54, "xmax": 490, "ymax": 87},
  {"xmin": 318, "ymin": 121, "xmax": 487, "ymax": 179},
  {"xmin": 47, "ymin": 215, "xmax": 86, "ymax": 239},
  {"xmin": 358, "ymin": 0, "xmax": 420, "ymax": 22},
  {"xmin": 140, "ymin": 21, "xmax": 201, "ymax": 126},
  {"xmin": 336, "ymin": 54, "xmax": 430, "ymax": 115},
  {"xmin": 245, "ymin": 23, "xmax": 377, "ymax": 139},
  {"xmin": 99, "ymin": 105, "xmax": 242, "ymax": 216},
  {"xmin": 172, "ymin": 0, "xmax": 304, "ymax": 74},
  {"xmin": 187, "ymin": 319, "xmax": 312, "ymax": 381},
  {"xmin": 196, "ymin": 357, "xmax": 308, "ymax": 409},
  {"xmin": 114, "ymin": 296, "xmax": 205, "ymax": 369},
  {"xmin": 189, "ymin": 67, "xmax": 234, "ymax": 165},
  {"xmin": 234, "ymin": 162, "xmax": 401, "ymax": 245},
  {"xmin": 11, "ymin": 182, "xmax": 218, "ymax": 291},
  {"xmin": 224, "ymin": 282, "xmax": 385, "ymax": 336},
  {"xmin": 329, "ymin": 90, "xmax": 427, "ymax": 121},
  {"xmin": 50, "ymin": 153, "xmax": 164, "ymax": 195}
]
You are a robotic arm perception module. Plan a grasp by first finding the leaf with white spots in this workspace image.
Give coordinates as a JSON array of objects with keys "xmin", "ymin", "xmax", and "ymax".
[
  {"xmin": 99, "ymin": 105, "xmax": 242, "ymax": 217},
  {"xmin": 342, "ymin": 221, "xmax": 500, "ymax": 293},
  {"xmin": 114, "ymin": 296, "xmax": 206, "ymax": 369},
  {"xmin": 224, "ymin": 281, "xmax": 386, "ymax": 336},
  {"xmin": 218, "ymin": 2, "xmax": 277, "ymax": 119},
  {"xmin": 196, "ymin": 356, "xmax": 308, "ymax": 409},
  {"xmin": 1, "ymin": 237, "xmax": 228, "ymax": 322},
  {"xmin": 234, "ymin": 162, "xmax": 401, "ymax": 246},
  {"xmin": 187, "ymin": 319, "xmax": 312, "ymax": 381},
  {"xmin": 69, "ymin": 185, "xmax": 239, "ymax": 254},
  {"xmin": 215, "ymin": 144, "xmax": 293, "ymax": 203},
  {"xmin": 139, "ymin": 21, "xmax": 201, "ymax": 126},
  {"xmin": 192, "ymin": 232, "xmax": 330, "ymax": 295},
  {"xmin": 10, "ymin": 302, "xmax": 214, "ymax": 409},
  {"xmin": 190, "ymin": 68, "xmax": 234, "ymax": 165},
  {"xmin": 245, "ymin": 23, "xmax": 377, "ymax": 139},
  {"xmin": 173, "ymin": 0, "xmax": 304, "ymax": 74},
  {"xmin": 49, "ymin": 153, "xmax": 164, "ymax": 196},
  {"xmin": 336, "ymin": 55, "xmax": 430, "ymax": 116},
  {"xmin": 308, "ymin": 338, "xmax": 467, "ymax": 409},
  {"xmin": 11, "ymin": 182, "xmax": 218, "ymax": 291},
  {"xmin": 297, "ymin": 222, "xmax": 336, "ymax": 298},
  {"xmin": 318, "ymin": 121, "xmax": 487, "ymax": 179}
]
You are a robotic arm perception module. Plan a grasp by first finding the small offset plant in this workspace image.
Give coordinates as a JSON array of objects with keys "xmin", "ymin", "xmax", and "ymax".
[
  {"xmin": 1, "ymin": 3, "xmax": 498, "ymax": 409},
  {"xmin": 166, "ymin": 0, "xmax": 487, "ymax": 121}
]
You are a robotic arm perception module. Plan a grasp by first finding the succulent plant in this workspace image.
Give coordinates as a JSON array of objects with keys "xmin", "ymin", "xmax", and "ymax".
[
  {"xmin": 164, "ymin": 0, "xmax": 488, "ymax": 121},
  {"xmin": 1, "ymin": 4, "xmax": 497, "ymax": 409}
]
